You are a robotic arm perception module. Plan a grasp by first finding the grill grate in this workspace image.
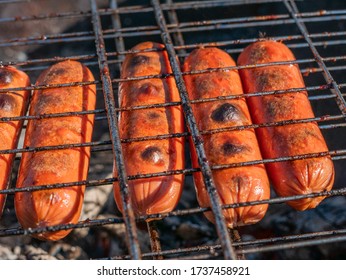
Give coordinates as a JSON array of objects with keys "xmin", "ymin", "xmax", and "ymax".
[{"xmin": 0, "ymin": 0, "xmax": 346, "ymax": 260}]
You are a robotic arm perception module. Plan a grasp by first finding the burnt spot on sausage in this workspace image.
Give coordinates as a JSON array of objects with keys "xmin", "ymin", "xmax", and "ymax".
[
  {"xmin": 194, "ymin": 78, "xmax": 211, "ymax": 99},
  {"xmin": 0, "ymin": 68, "xmax": 13, "ymax": 85},
  {"xmin": 288, "ymin": 126, "xmax": 321, "ymax": 146},
  {"xmin": 42, "ymin": 67, "xmax": 69, "ymax": 83},
  {"xmin": 141, "ymin": 146, "xmax": 163, "ymax": 164},
  {"xmin": 194, "ymin": 73, "xmax": 230, "ymax": 98},
  {"xmin": 0, "ymin": 94, "xmax": 16, "ymax": 112},
  {"xmin": 128, "ymin": 55, "xmax": 150, "ymax": 69},
  {"xmin": 255, "ymin": 69, "xmax": 292, "ymax": 91},
  {"xmin": 249, "ymin": 44, "xmax": 270, "ymax": 64},
  {"xmin": 211, "ymin": 103, "xmax": 243, "ymax": 123},
  {"xmin": 273, "ymin": 125, "xmax": 323, "ymax": 155},
  {"xmin": 148, "ymin": 112, "xmax": 160, "ymax": 119},
  {"xmin": 138, "ymin": 83, "xmax": 159, "ymax": 96},
  {"xmin": 264, "ymin": 95, "xmax": 294, "ymax": 119},
  {"xmin": 50, "ymin": 68, "xmax": 68, "ymax": 76},
  {"xmin": 222, "ymin": 141, "xmax": 246, "ymax": 156}
]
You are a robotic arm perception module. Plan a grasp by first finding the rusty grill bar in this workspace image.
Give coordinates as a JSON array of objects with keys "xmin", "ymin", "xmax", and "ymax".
[
  {"xmin": 0, "ymin": 0, "xmax": 346, "ymax": 260},
  {"xmin": 90, "ymin": 0, "xmax": 141, "ymax": 259}
]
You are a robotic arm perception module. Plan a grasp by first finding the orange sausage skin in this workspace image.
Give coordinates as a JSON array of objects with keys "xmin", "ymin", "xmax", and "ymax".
[
  {"xmin": 237, "ymin": 40, "xmax": 334, "ymax": 210},
  {"xmin": 114, "ymin": 42, "xmax": 184, "ymax": 217},
  {"xmin": 183, "ymin": 47, "xmax": 270, "ymax": 228},
  {"xmin": 0, "ymin": 66, "xmax": 30, "ymax": 218},
  {"xmin": 15, "ymin": 60, "xmax": 96, "ymax": 240}
]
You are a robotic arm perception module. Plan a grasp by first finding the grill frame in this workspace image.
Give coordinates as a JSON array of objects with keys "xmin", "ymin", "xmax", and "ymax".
[{"xmin": 0, "ymin": 0, "xmax": 345, "ymax": 260}]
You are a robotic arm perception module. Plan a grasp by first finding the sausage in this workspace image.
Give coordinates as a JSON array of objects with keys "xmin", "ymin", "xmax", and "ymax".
[
  {"xmin": 183, "ymin": 47, "xmax": 270, "ymax": 228},
  {"xmin": 14, "ymin": 60, "xmax": 96, "ymax": 240},
  {"xmin": 0, "ymin": 66, "xmax": 30, "ymax": 218},
  {"xmin": 237, "ymin": 40, "xmax": 334, "ymax": 210},
  {"xmin": 113, "ymin": 42, "xmax": 185, "ymax": 218}
]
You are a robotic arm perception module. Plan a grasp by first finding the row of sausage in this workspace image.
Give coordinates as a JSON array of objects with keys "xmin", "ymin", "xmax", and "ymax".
[{"xmin": 0, "ymin": 40, "xmax": 334, "ymax": 241}]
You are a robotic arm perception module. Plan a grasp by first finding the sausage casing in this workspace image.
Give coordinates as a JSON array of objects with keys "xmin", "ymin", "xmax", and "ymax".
[
  {"xmin": 114, "ymin": 42, "xmax": 185, "ymax": 217},
  {"xmin": 15, "ymin": 60, "xmax": 96, "ymax": 240},
  {"xmin": 237, "ymin": 40, "xmax": 334, "ymax": 210},
  {"xmin": 0, "ymin": 66, "xmax": 30, "ymax": 218},
  {"xmin": 183, "ymin": 47, "xmax": 270, "ymax": 227}
]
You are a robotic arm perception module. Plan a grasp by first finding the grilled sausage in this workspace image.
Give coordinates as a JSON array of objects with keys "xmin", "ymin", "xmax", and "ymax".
[
  {"xmin": 183, "ymin": 47, "xmax": 270, "ymax": 228},
  {"xmin": 15, "ymin": 60, "xmax": 96, "ymax": 240},
  {"xmin": 237, "ymin": 40, "xmax": 334, "ymax": 210},
  {"xmin": 0, "ymin": 66, "xmax": 30, "ymax": 218},
  {"xmin": 114, "ymin": 42, "xmax": 184, "ymax": 218}
]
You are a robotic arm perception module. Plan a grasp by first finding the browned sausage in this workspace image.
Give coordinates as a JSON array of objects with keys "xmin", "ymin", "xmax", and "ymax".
[
  {"xmin": 237, "ymin": 40, "xmax": 334, "ymax": 210},
  {"xmin": 0, "ymin": 66, "xmax": 30, "ymax": 218},
  {"xmin": 183, "ymin": 47, "xmax": 270, "ymax": 228},
  {"xmin": 114, "ymin": 42, "xmax": 185, "ymax": 217},
  {"xmin": 15, "ymin": 60, "xmax": 96, "ymax": 240}
]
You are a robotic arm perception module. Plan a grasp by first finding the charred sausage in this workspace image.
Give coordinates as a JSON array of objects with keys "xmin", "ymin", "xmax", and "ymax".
[
  {"xmin": 183, "ymin": 47, "xmax": 270, "ymax": 228},
  {"xmin": 237, "ymin": 40, "xmax": 334, "ymax": 210},
  {"xmin": 114, "ymin": 42, "xmax": 185, "ymax": 217},
  {"xmin": 0, "ymin": 66, "xmax": 30, "ymax": 218},
  {"xmin": 15, "ymin": 60, "xmax": 96, "ymax": 240}
]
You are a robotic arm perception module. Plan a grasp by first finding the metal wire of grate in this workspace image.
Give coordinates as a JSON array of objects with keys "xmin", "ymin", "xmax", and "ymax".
[{"xmin": 0, "ymin": 0, "xmax": 345, "ymax": 260}]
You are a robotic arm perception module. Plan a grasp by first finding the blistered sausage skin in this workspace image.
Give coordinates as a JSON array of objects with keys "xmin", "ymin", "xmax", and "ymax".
[
  {"xmin": 0, "ymin": 66, "xmax": 30, "ymax": 218},
  {"xmin": 183, "ymin": 47, "xmax": 270, "ymax": 228},
  {"xmin": 15, "ymin": 60, "xmax": 96, "ymax": 240},
  {"xmin": 237, "ymin": 40, "xmax": 334, "ymax": 210},
  {"xmin": 114, "ymin": 42, "xmax": 184, "ymax": 217}
]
